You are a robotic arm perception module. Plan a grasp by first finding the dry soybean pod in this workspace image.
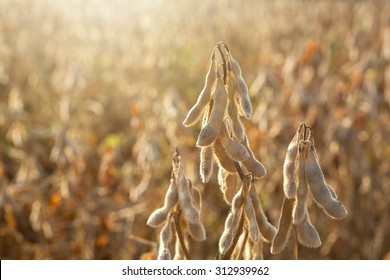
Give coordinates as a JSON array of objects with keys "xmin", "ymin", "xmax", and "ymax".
[
  {"xmin": 171, "ymin": 151, "xmax": 181, "ymax": 179},
  {"xmin": 183, "ymin": 51, "xmax": 217, "ymax": 127},
  {"xmin": 234, "ymin": 80, "xmax": 252, "ymax": 120},
  {"xmin": 157, "ymin": 248, "xmax": 171, "ymax": 260},
  {"xmin": 217, "ymin": 165, "xmax": 224, "ymax": 186},
  {"xmin": 224, "ymin": 45, "xmax": 252, "ymax": 119},
  {"xmin": 326, "ymin": 183, "xmax": 338, "ymax": 199},
  {"xmin": 200, "ymin": 145, "xmax": 214, "ymax": 183},
  {"xmin": 296, "ymin": 207, "xmax": 321, "ymax": 248},
  {"xmin": 188, "ymin": 222, "xmax": 206, "ymax": 241},
  {"xmin": 158, "ymin": 220, "xmax": 173, "ymax": 260},
  {"xmin": 147, "ymin": 178, "xmax": 178, "ymax": 227},
  {"xmin": 189, "ymin": 182, "xmax": 202, "ymax": 210},
  {"xmin": 219, "ymin": 167, "xmax": 239, "ymax": 204},
  {"xmin": 226, "ymin": 71, "xmax": 245, "ymax": 141},
  {"xmin": 292, "ymin": 140, "xmax": 310, "ymax": 225},
  {"xmin": 249, "ymin": 186, "xmax": 276, "ymax": 242},
  {"xmin": 219, "ymin": 209, "xmax": 242, "ymax": 255},
  {"xmin": 213, "ymin": 139, "xmax": 236, "ymax": 173},
  {"xmin": 283, "ymin": 130, "xmax": 299, "ymax": 199},
  {"xmin": 219, "ymin": 189, "xmax": 244, "ymax": 254},
  {"xmin": 244, "ymin": 194, "xmax": 260, "ymax": 242},
  {"xmin": 231, "ymin": 187, "xmax": 244, "ymax": 211},
  {"xmin": 219, "ymin": 118, "xmax": 249, "ymax": 161},
  {"xmin": 271, "ymin": 197, "xmax": 294, "ymax": 254},
  {"xmin": 196, "ymin": 76, "xmax": 227, "ymax": 147},
  {"xmin": 305, "ymin": 144, "xmax": 347, "ymax": 219},
  {"xmin": 240, "ymin": 135, "xmax": 266, "ymax": 178},
  {"xmin": 177, "ymin": 164, "xmax": 200, "ymax": 224},
  {"xmin": 218, "ymin": 167, "xmax": 227, "ymax": 202},
  {"xmin": 188, "ymin": 182, "xmax": 206, "ymax": 241}
]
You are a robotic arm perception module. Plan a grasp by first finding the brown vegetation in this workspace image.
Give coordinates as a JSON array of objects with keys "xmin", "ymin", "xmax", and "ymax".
[{"xmin": 0, "ymin": 0, "xmax": 389, "ymax": 259}]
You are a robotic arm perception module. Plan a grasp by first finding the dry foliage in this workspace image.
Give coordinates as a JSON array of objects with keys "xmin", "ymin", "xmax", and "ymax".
[{"xmin": 0, "ymin": 0, "xmax": 389, "ymax": 260}]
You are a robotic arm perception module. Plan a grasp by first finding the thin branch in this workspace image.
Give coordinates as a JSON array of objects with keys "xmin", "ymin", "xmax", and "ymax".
[
  {"xmin": 128, "ymin": 234, "xmax": 156, "ymax": 248},
  {"xmin": 235, "ymin": 229, "xmax": 249, "ymax": 260},
  {"xmin": 292, "ymin": 225, "xmax": 299, "ymax": 260},
  {"xmin": 233, "ymin": 161, "xmax": 246, "ymax": 181},
  {"xmin": 172, "ymin": 210, "xmax": 191, "ymax": 260}
]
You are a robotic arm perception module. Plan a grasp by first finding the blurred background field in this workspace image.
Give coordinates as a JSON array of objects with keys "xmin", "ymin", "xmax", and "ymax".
[{"xmin": 0, "ymin": 0, "xmax": 389, "ymax": 260}]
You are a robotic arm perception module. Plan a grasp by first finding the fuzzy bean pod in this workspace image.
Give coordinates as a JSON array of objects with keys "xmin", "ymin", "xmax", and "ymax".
[
  {"xmin": 157, "ymin": 248, "xmax": 171, "ymax": 260},
  {"xmin": 218, "ymin": 167, "xmax": 238, "ymax": 204},
  {"xmin": 292, "ymin": 140, "xmax": 310, "ymax": 225},
  {"xmin": 147, "ymin": 178, "xmax": 178, "ymax": 227},
  {"xmin": 219, "ymin": 189, "xmax": 244, "ymax": 254},
  {"xmin": 240, "ymin": 135, "xmax": 266, "ymax": 178},
  {"xmin": 200, "ymin": 146, "xmax": 214, "ymax": 183},
  {"xmin": 250, "ymin": 186, "xmax": 276, "ymax": 242},
  {"xmin": 283, "ymin": 131, "xmax": 299, "ymax": 199},
  {"xmin": 190, "ymin": 182, "xmax": 202, "ymax": 210},
  {"xmin": 305, "ymin": 144, "xmax": 347, "ymax": 219},
  {"xmin": 228, "ymin": 52, "xmax": 252, "ymax": 119},
  {"xmin": 213, "ymin": 140, "xmax": 237, "ymax": 173},
  {"xmin": 218, "ymin": 209, "xmax": 240, "ymax": 255},
  {"xmin": 326, "ymin": 184, "xmax": 337, "ymax": 199},
  {"xmin": 226, "ymin": 72, "xmax": 245, "ymax": 141},
  {"xmin": 296, "ymin": 208, "xmax": 321, "ymax": 248},
  {"xmin": 189, "ymin": 222, "xmax": 206, "ymax": 241},
  {"xmin": 183, "ymin": 52, "xmax": 216, "ymax": 127},
  {"xmin": 219, "ymin": 121, "xmax": 249, "ymax": 161},
  {"xmin": 187, "ymin": 183, "xmax": 206, "ymax": 241},
  {"xmin": 244, "ymin": 195, "xmax": 260, "ymax": 242},
  {"xmin": 171, "ymin": 152, "xmax": 181, "ymax": 179},
  {"xmin": 177, "ymin": 163, "xmax": 200, "ymax": 224},
  {"xmin": 157, "ymin": 220, "xmax": 173, "ymax": 260},
  {"xmin": 271, "ymin": 197, "xmax": 294, "ymax": 254},
  {"xmin": 196, "ymin": 78, "xmax": 227, "ymax": 147}
]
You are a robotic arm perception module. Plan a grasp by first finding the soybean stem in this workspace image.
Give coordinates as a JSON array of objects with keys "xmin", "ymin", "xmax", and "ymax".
[
  {"xmin": 292, "ymin": 225, "xmax": 299, "ymax": 260},
  {"xmin": 235, "ymin": 229, "xmax": 249, "ymax": 260},
  {"xmin": 172, "ymin": 210, "xmax": 191, "ymax": 260},
  {"xmin": 233, "ymin": 161, "xmax": 246, "ymax": 182}
]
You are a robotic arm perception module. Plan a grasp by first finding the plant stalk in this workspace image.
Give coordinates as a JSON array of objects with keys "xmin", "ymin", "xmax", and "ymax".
[{"xmin": 172, "ymin": 210, "xmax": 191, "ymax": 260}]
